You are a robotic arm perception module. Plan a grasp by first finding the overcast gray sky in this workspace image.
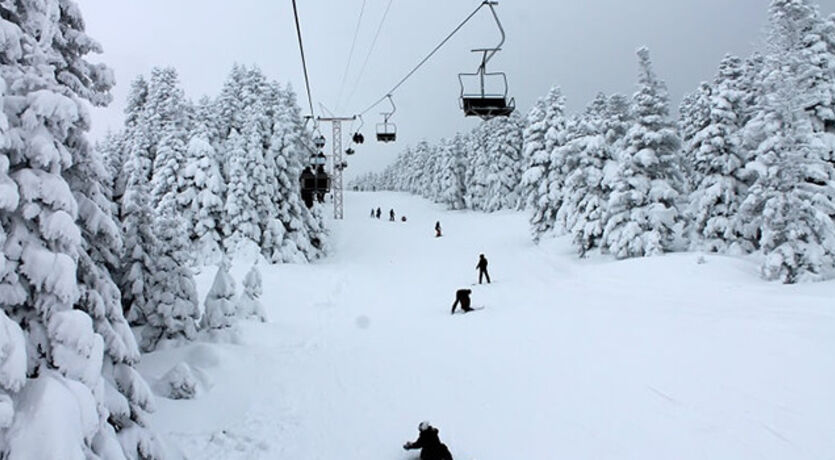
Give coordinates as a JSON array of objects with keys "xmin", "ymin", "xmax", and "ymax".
[{"xmin": 82, "ymin": 0, "xmax": 835, "ymax": 179}]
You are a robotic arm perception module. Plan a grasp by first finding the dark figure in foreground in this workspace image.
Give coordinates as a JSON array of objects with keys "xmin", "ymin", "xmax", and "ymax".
[
  {"xmin": 403, "ymin": 422, "xmax": 453, "ymax": 460},
  {"xmin": 389, "ymin": 209, "xmax": 396, "ymax": 221},
  {"xmin": 451, "ymin": 289, "xmax": 473, "ymax": 314},
  {"xmin": 476, "ymin": 254, "xmax": 490, "ymax": 284},
  {"xmin": 435, "ymin": 221, "xmax": 442, "ymax": 237},
  {"xmin": 376, "ymin": 207, "xmax": 381, "ymax": 219}
]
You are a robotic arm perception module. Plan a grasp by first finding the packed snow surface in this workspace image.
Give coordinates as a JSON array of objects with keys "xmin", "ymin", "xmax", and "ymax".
[{"xmin": 139, "ymin": 192, "xmax": 835, "ymax": 459}]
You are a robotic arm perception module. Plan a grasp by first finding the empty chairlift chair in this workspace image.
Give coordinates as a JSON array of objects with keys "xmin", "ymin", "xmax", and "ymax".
[
  {"xmin": 459, "ymin": 62, "xmax": 515, "ymax": 119},
  {"xmin": 458, "ymin": 1, "xmax": 515, "ymax": 120},
  {"xmin": 376, "ymin": 95, "xmax": 397, "ymax": 143}
]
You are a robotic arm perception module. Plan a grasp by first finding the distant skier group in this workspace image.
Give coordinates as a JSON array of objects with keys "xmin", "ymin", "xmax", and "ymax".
[{"xmin": 369, "ymin": 207, "xmax": 405, "ymax": 222}]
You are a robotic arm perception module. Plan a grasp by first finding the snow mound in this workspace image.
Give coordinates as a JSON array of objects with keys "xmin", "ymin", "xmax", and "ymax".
[{"xmin": 155, "ymin": 363, "xmax": 199, "ymax": 400}]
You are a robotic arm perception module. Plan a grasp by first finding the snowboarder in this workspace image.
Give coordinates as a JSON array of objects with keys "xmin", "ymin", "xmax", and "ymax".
[
  {"xmin": 451, "ymin": 289, "xmax": 473, "ymax": 314},
  {"xmin": 389, "ymin": 209, "xmax": 396, "ymax": 221},
  {"xmin": 401, "ymin": 216, "xmax": 408, "ymax": 222},
  {"xmin": 476, "ymin": 254, "xmax": 490, "ymax": 284},
  {"xmin": 435, "ymin": 221, "xmax": 442, "ymax": 238},
  {"xmin": 376, "ymin": 207, "xmax": 381, "ymax": 219},
  {"xmin": 403, "ymin": 422, "xmax": 453, "ymax": 460}
]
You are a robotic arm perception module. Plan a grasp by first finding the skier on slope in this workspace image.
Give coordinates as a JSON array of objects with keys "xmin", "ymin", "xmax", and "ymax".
[
  {"xmin": 435, "ymin": 221, "xmax": 442, "ymax": 237},
  {"xmin": 403, "ymin": 422, "xmax": 453, "ymax": 460},
  {"xmin": 390, "ymin": 208, "xmax": 396, "ymax": 221},
  {"xmin": 451, "ymin": 289, "xmax": 473, "ymax": 314},
  {"xmin": 376, "ymin": 207, "xmax": 381, "ymax": 219},
  {"xmin": 476, "ymin": 254, "xmax": 491, "ymax": 284}
]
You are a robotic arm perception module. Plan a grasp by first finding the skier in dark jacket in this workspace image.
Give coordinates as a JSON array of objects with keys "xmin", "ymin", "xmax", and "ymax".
[
  {"xmin": 476, "ymin": 254, "xmax": 490, "ymax": 284},
  {"xmin": 435, "ymin": 221, "xmax": 442, "ymax": 237},
  {"xmin": 376, "ymin": 207, "xmax": 381, "ymax": 219},
  {"xmin": 389, "ymin": 208, "xmax": 396, "ymax": 221},
  {"xmin": 451, "ymin": 289, "xmax": 473, "ymax": 314},
  {"xmin": 403, "ymin": 422, "xmax": 453, "ymax": 460}
]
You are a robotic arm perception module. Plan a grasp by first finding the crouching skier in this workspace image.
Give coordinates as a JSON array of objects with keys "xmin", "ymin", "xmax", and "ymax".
[
  {"xmin": 450, "ymin": 289, "xmax": 473, "ymax": 314},
  {"xmin": 403, "ymin": 422, "xmax": 453, "ymax": 460}
]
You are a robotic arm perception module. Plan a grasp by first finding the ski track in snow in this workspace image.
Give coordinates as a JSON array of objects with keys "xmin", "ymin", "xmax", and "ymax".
[{"xmin": 138, "ymin": 191, "xmax": 835, "ymax": 460}]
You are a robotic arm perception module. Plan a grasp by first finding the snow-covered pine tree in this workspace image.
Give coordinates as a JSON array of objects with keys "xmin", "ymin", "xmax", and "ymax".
[
  {"xmin": 678, "ymin": 84, "xmax": 712, "ymax": 192},
  {"xmin": 98, "ymin": 131, "xmax": 127, "ymax": 209},
  {"xmin": 520, "ymin": 87, "xmax": 568, "ymax": 241},
  {"xmin": 483, "ymin": 113, "xmax": 525, "ymax": 212},
  {"xmin": 739, "ymin": 81, "xmax": 835, "ymax": 282},
  {"xmin": 410, "ymin": 141, "xmax": 434, "ymax": 198},
  {"xmin": 147, "ymin": 67, "xmax": 190, "ymax": 217},
  {"xmin": 193, "ymin": 95, "xmax": 222, "ymax": 147},
  {"xmin": 120, "ymin": 146, "xmax": 159, "ymax": 327},
  {"xmin": 202, "ymin": 260, "xmax": 238, "ymax": 331},
  {"xmin": 151, "ymin": 131, "xmax": 189, "ymax": 217},
  {"xmin": 437, "ymin": 134, "xmax": 468, "ymax": 210},
  {"xmin": 686, "ymin": 55, "xmax": 751, "ymax": 253},
  {"xmin": 241, "ymin": 103, "xmax": 279, "ymax": 258},
  {"xmin": 561, "ymin": 94, "xmax": 613, "ymax": 256},
  {"xmin": 223, "ymin": 129, "xmax": 260, "ymax": 252},
  {"xmin": 465, "ymin": 123, "xmax": 491, "ymax": 211},
  {"xmin": 601, "ymin": 47, "xmax": 685, "ymax": 259},
  {"xmin": 145, "ymin": 67, "xmax": 188, "ymax": 159},
  {"xmin": 182, "ymin": 126, "xmax": 225, "ymax": 263},
  {"xmin": 216, "ymin": 64, "xmax": 247, "ymax": 140},
  {"xmin": 771, "ymin": 0, "xmax": 835, "ymax": 132},
  {"xmin": 0, "ymin": 2, "xmax": 162, "ymax": 457},
  {"xmin": 141, "ymin": 209, "xmax": 200, "ymax": 351},
  {"xmin": 736, "ymin": 0, "xmax": 835, "ymax": 282},
  {"xmin": 237, "ymin": 264, "xmax": 266, "ymax": 322},
  {"xmin": 552, "ymin": 114, "xmax": 587, "ymax": 233}
]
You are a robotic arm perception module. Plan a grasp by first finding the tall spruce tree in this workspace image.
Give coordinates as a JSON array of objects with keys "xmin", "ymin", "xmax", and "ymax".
[
  {"xmin": 0, "ymin": 1, "xmax": 161, "ymax": 457},
  {"xmin": 602, "ymin": 47, "xmax": 685, "ymax": 258}
]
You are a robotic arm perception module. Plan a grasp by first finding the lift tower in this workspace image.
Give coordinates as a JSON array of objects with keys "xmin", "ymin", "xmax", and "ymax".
[{"xmin": 316, "ymin": 115, "xmax": 355, "ymax": 219}]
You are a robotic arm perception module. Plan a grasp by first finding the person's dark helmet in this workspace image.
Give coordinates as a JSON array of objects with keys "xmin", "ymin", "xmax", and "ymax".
[{"xmin": 418, "ymin": 421, "xmax": 432, "ymax": 432}]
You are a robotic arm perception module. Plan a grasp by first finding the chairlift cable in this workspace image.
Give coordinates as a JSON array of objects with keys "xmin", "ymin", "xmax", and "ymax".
[
  {"xmin": 291, "ymin": 0, "xmax": 316, "ymax": 117},
  {"xmin": 344, "ymin": 0, "xmax": 395, "ymax": 109},
  {"xmin": 335, "ymin": 0, "xmax": 368, "ymax": 111},
  {"xmin": 356, "ymin": 1, "xmax": 489, "ymax": 116}
]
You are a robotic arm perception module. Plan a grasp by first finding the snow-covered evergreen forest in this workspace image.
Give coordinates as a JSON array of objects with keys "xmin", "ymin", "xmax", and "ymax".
[
  {"xmin": 0, "ymin": 1, "xmax": 326, "ymax": 457},
  {"xmin": 353, "ymin": 0, "xmax": 835, "ymax": 284}
]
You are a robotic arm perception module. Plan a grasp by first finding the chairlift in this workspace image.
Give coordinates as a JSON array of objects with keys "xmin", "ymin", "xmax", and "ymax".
[
  {"xmin": 376, "ymin": 95, "xmax": 397, "ymax": 143},
  {"xmin": 458, "ymin": 1, "xmax": 515, "ymax": 120},
  {"xmin": 313, "ymin": 134, "xmax": 326, "ymax": 150},
  {"xmin": 345, "ymin": 148, "xmax": 355, "ymax": 156},
  {"xmin": 352, "ymin": 115, "xmax": 365, "ymax": 144}
]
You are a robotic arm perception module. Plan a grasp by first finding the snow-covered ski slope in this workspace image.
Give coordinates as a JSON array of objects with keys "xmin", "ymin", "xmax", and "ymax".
[{"xmin": 140, "ymin": 191, "xmax": 835, "ymax": 460}]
